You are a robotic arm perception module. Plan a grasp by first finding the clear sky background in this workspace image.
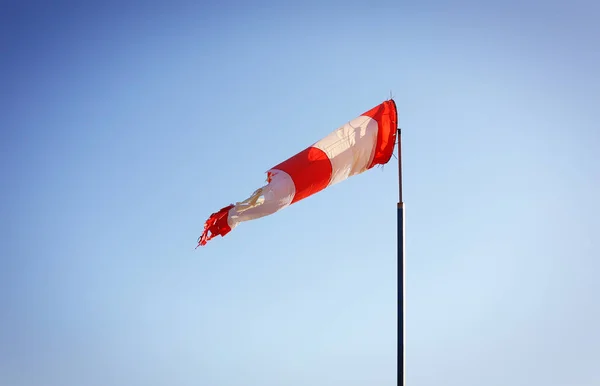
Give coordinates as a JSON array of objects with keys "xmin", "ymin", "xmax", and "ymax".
[{"xmin": 2, "ymin": 1, "xmax": 599, "ymax": 385}]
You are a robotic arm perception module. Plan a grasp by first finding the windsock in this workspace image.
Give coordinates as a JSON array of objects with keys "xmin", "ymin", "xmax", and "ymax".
[{"xmin": 198, "ymin": 99, "xmax": 398, "ymax": 247}]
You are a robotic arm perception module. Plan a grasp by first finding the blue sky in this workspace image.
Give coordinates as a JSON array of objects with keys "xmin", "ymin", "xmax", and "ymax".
[{"xmin": 2, "ymin": 1, "xmax": 599, "ymax": 385}]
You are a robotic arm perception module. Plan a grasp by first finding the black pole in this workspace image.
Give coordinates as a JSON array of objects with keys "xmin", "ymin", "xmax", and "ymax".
[{"xmin": 397, "ymin": 126, "xmax": 405, "ymax": 386}]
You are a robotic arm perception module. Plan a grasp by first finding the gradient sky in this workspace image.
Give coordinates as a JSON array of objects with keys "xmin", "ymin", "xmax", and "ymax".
[{"xmin": 2, "ymin": 1, "xmax": 599, "ymax": 385}]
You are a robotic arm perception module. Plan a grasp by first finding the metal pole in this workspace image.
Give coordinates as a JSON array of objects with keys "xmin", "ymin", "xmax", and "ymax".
[{"xmin": 397, "ymin": 126, "xmax": 405, "ymax": 386}]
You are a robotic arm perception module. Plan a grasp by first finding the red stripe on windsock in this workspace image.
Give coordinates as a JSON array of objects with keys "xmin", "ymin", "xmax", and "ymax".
[
  {"xmin": 197, "ymin": 204, "xmax": 234, "ymax": 247},
  {"xmin": 270, "ymin": 146, "xmax": 332, "ymax": 204},
  {"xmin": 362, "ymin": 99, "xmax": 398, "ymax": 169}
]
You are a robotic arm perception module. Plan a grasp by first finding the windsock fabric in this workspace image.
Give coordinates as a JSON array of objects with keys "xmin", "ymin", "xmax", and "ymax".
[{"xmin": 197, "ymin": 99, "xmax": 398, "ymax": 247}]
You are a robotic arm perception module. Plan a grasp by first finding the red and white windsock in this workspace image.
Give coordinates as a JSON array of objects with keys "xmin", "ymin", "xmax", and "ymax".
[{"xmin": 197, "ymin": 99, "xmax": 398, "ymax": 247}]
